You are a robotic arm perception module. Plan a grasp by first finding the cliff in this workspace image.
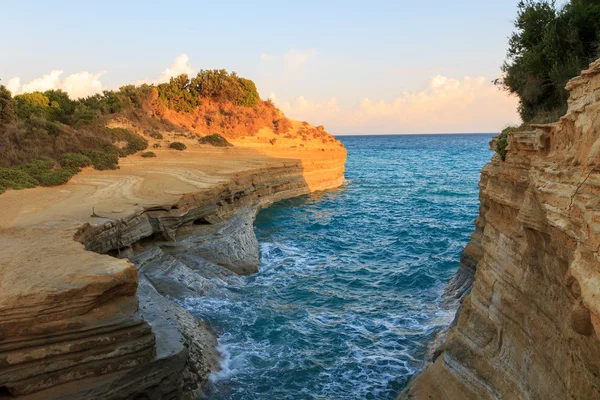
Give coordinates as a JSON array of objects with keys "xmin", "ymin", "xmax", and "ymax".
[
  {"xmin": 0, "ymin": 125, "xmax": 346, "ymax": 398},
  {"xmin": 400, "ymin": 61, "xmax": 600, "ymax": 399}
]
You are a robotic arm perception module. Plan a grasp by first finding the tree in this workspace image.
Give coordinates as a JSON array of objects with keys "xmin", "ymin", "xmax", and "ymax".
[
  {"xmin": 237, "ymin": 78, "xmax": 259, "ymax": 107},
  {"xmin": 0, "ymin": 84, "xmax": 15, "ymax": 123},
  {"xmin": 44, "ymin": 89, "xmax": 75, "ymax": 122},
  {"xmin": 499, "ymin": 0, "xmax": 600, "ymax": 123},
  {"xmin": 156, "ymin": 74, "xmax": 198, "ymax": 113},
  {"xmin": 14, "ymin": 92, "xmax": 51, "ymax": 119}
]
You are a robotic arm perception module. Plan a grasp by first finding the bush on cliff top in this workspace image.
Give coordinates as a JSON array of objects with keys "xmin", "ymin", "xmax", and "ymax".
[
  {"xmin": 0, "ymin": 66, "xmax": 271, "ymax": 193},
  {"xmin": 498, "ymin": 0, "xmax": 600, "ymax": 123}
]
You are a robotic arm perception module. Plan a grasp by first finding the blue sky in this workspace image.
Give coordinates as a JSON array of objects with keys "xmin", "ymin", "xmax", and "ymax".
[{"xmin": 1, "ymin": 0, "xmax": 525, "ymax": 134}]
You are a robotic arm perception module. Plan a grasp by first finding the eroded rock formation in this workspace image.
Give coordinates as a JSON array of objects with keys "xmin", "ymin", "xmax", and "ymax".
[
  {"xmin": 401, "ymin": 60, "xmax": 600, "ymax": 399},
  {"xmin": 0, "ymin": 135, "xmax": 346, "ymax": 398}
]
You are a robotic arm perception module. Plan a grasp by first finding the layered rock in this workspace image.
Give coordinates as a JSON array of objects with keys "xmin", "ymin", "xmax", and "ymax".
[
  {"xmin": 0, "ymin": 137, "xmax": 346, "ymax": 398},
  {"xmin": 401, "ymin": 61, "xmax": 600, "ymax": 399}
]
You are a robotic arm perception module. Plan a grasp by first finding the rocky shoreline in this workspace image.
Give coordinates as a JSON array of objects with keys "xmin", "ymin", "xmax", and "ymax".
[
  {"xmin": 0, "ymin": 139, "xmax": 346, "ymax": 398},
  {"xmin": 400, "ymin": 60, "xmax": 600, "ymax": 399}
]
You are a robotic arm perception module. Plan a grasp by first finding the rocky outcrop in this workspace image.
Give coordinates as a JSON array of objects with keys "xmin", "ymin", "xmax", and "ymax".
[
  {"xmin": 400, "ymin": 61, "xmax": 600, "ymax": 399},
  {"xmin": 0, "ymin": 139, "xmax": 346, "ymax": 398}
]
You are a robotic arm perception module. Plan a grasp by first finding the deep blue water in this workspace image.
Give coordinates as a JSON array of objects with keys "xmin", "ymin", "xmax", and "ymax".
[{"xmin": 187, "ymin": 134, "xmax": 493, "ymax": 399}]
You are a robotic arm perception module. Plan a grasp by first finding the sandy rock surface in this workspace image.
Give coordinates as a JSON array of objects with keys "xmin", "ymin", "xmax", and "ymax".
[{"xmin": 0, "ymin": 138, "xmax": 346, "ymax": 398}]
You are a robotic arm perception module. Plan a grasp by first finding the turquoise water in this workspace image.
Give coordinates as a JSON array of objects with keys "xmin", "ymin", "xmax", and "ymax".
[{"xmin": 188, "ymin": 134, "xmax": 493, "ymax": 399}]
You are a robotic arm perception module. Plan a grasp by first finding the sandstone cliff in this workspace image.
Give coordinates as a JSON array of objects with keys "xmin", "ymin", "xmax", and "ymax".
[
  {"xmin": 0, "ymin": 129, "xmax": 346, "ymax": 398},
  {"xmin": 400, "ymin": 61, "xmax": 600, "ymax": 399}
]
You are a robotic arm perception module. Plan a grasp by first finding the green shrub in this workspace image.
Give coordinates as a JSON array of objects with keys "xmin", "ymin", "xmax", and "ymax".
[
  {"xmin": 147, "ymin": 130, "xmax": 163, "ymax": 139},
  {"xmin": 81, "ymin": 147, "xmax": 120, "ymax": 170},
  {"xmin": 60, "ymin": 153, "xmax": 93, "ymax": 168},
  {"xmin": 72, "ymin": 104, "xmax": 98, "ymax": 123},
  {"xmin": 17, "ymin": 158, "xmax": 53, "ymax": 173},
  {"xmin": 190, "ymin": 69, "xmax": 260, "ymax": 106},
  {"xmin": 141, "ymin": 151, "xmax": 156, "ymax": 158},
  {"xmin": 106, "ymin": 128, "xmax": 148, "ymax": 156},
  {"xmin": 0, "ymin": 85, "xmax": 16, "ymax": 123},
  {"xmin": 17, "ymin": 159, "xmax": 79, "ymax": 186},
  {"xmin": 157, "ymin": 74, "xmax": 199, "ymax": 113},
  {"xmin": 14, "ymin": 92, "xmax": 50, "ymax": 119},
  {"xmin": 198, "ymin": 133, "xmax": 232, "ymax": 147},
  {"xmin": 0, "ymin": 168, "xmax": 39, "ymax": 190},
  {"xmin": 496, "ymin": 128, "xmax": 512, "ymax": 161},
  {"xmin": 32, "ymin": 167, "xmax": 79, "ymax": 186},
  {"xmin": 122, "ymin": 135, "xmax": 148, "ymax": 155},
  {"xmin": 169, "ymin": 142, "xmax": 187, "ymax": 151},
  {"xmin": 44, "ymin": 89, "xmax": 75, "ymax": 123},
  {"xmin": 236, "ymin": 78, "xmax": 259, "ymax": 107}
]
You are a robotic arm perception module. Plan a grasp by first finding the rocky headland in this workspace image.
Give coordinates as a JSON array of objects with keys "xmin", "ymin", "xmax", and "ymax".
[
  {"xmin": 0, "ymin": 122, "xmax": 346, "ymax": 398},
  {"xmin": 400, "ymin": 60, "xmax": 600, "ymax": 399}
]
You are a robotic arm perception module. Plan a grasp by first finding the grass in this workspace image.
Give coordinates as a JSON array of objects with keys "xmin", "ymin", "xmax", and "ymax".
[{"xmin": 198, "ymin": 133, "xmax": 233, "ymax": 147}]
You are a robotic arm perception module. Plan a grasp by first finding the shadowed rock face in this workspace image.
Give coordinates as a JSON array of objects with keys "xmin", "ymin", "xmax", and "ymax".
[
  {"xmin": 0, "ymin": 140, "xmax": 346, "ymax": 399},
  {"xmin": 400, "ymin": 60, "xmax": 600, "ymax": 399}
]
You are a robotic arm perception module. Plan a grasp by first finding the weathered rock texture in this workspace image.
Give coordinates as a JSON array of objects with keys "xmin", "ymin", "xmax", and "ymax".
[
  {"xmin": 0, "ymin": 136, "xmax": 346, "ymax": 398},
  {"xmin": 400, "ymin": 60, "xmax": 600, "ymax": 399}
]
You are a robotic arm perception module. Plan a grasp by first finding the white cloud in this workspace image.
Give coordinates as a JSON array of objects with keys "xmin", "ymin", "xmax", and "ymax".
[
  {"xmin": 6, "ymin": 77, "xmax": 22, "ymax": 95},
  {"xmin": 154, "ymin": 53, "xmax": 195, "ymax": 84},
  {"xmin": 269, "ymin": 75, "xmax": 520, "ymax": 134},
  {"xmin": 6, "ymin": 70, "xmax": 105, "ymax": 99},
  {"xmin": 260, "ymin": 53, "xmax": 274, "ymax": 62},
  {"xmin": 60, "ymin": 71, "xmax": 105, "ymax": 99},
  {"xmin": 134, "ymin": 53, "xmax": 195, "ymax": 85},
  {"xmin": 4, "ymin": 54, "xmax": 194, "ymax": 99}
]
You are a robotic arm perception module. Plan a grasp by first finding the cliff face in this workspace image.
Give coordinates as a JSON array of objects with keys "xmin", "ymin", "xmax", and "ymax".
[
  {"xmin": 0, "ymin": 133, "xmax": 345, "ymax": 398},
  {"xmin": 401, "ymin": 61, "xmax": 600, "ymax": 399}
]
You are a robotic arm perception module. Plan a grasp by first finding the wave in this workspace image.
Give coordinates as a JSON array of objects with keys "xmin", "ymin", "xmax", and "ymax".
[{"xmin": 180, "ymin": 134, "xmax": 492, "ymax": 399}]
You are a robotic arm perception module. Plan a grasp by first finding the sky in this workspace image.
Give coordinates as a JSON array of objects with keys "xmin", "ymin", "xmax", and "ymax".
[{"xmin": 0, "ymin": 0, "xmax": 525, "ymax": 134}]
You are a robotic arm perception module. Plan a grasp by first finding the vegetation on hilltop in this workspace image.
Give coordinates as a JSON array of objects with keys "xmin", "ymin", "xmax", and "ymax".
[
  {"xmin": 498, "ymin": 0, "xmax": 600, "ymax": 123},
  {"xmin": 0, "ymin": 70, "xmax": 278, "ymax": 194}
]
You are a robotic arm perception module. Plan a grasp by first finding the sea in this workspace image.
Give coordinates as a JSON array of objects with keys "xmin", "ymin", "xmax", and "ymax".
[{"xmin": 185, "ymin": 134, "xmax": 494, "ymax": 399}]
